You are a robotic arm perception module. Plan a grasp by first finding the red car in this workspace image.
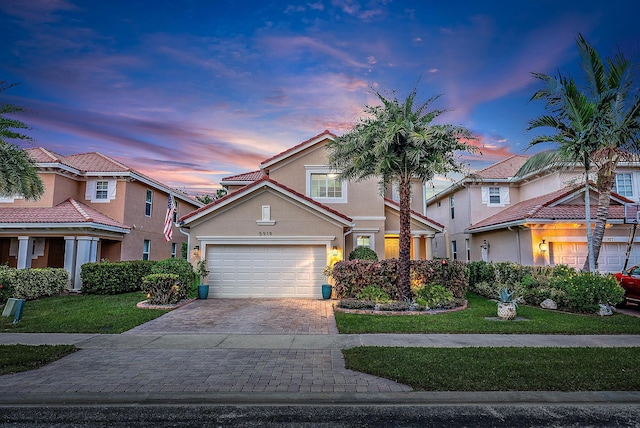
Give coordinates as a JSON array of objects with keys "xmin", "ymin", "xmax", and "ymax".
[{"xmin": 614, "ymin": 266, "xmax": 640, "ymax": 306}]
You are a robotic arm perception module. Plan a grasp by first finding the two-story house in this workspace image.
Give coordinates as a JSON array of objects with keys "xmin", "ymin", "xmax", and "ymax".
[
  {"xmin": 0, "ymin": 147, "xmax": 202, "ymax": 289},
  {"xmin": 179, "ymin": 130, "xmax": 443, "ymax": 298},
  {"xmin": 426, "ymin": 154, "xmax": 640, "ymax": 273}
]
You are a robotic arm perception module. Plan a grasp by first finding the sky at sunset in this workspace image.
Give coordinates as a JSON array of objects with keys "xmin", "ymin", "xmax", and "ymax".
[{"xmin": 1, "ymin": 0, "xmax": 639, "ymax": 196}]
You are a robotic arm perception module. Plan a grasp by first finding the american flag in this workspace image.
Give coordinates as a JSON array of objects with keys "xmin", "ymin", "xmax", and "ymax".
[{"xmin": 163, "ymin": 194, "xmax": 175, "ymax": 242}]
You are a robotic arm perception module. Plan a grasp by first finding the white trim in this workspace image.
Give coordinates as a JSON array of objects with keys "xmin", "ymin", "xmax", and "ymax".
[
  {"xmin": 353, "ymin": 233, "xmax": 375, "ymax": 249},
  {"xmin": 351, "ymin": 216, "xmax": 386, "ymax": 221},
  {"xmin": 257, "ymin": 205, "xmax": 276, "ymax": 226},
  {"xmin": 261, "ymin": 134, "xmax": 335, "ymax": 170},
  {"xmin": 0, "ymin": 222, "xmax": 130, "ymax": 234},
  {"xmin": 197, "ymin": 236, "xmax": 336, "ymax": 246},
  {"xmin": 305, "ymin": 166, "xmax": 347, "ymax": 204}
]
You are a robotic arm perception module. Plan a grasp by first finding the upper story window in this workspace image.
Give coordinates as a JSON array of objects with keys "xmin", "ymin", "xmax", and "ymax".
[
  {"xmin": 306, "ymin": 167, "xmax": 347, "ymax": 203},
  {"xmin": 85, "ymin": 179, "xmax": 116, "ymax": 203},
  {"xmin": 449, "ymin": 195, "xmax": 455, "ymax": 219},
  {"xmin": 615, "ymin": 173, "xmax": 633, "ymax": 197},
  {"xmin": 145, "ymin": 190, "xmax": 153, "ymax": 216},
  {"xmin": 482, "ymin": 186, "xmax": 510, "ymax": 207}
]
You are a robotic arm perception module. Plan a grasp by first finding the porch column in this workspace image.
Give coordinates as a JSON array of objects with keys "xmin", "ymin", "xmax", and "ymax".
[
  {"xmin": 64, "ymin": 237, "xmax": 77, "ymax": 290},
  {"xmin": 90, "ymin": 238, "xmax": 99, "ymax": 262},
  {"xmin": 17, "ymin": 236, "xmax": 31, "ymax": 269},
  {"xmin": 73, "ymin": 236, "xmax": 93, "ymax": 291},
  {"xmin": 425, "ymin": 236, "xmax": 434, "ymax": 260},
  {"xmin": 412, "ymin": 235, "xmax": 421, "ymax": 260}
]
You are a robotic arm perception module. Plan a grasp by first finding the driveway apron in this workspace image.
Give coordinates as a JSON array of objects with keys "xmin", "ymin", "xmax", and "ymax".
[{"xmin": 0, "ymin": 299, "xmax": 411, "ymax": 394}]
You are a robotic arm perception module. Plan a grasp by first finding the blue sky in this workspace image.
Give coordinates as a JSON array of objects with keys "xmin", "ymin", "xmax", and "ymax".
[{"xmin": 1, "ymin": 0, "xmax": 638, "ymax": 196}]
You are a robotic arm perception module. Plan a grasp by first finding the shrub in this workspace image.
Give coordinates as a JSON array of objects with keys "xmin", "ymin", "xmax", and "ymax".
[
  {"xmin": 81, "ymin": 260, "xmax": 156, "ymax": 294},
  {"xmin": 412, "ymin": 259, "xmax": 467, "ymax": 298},
  {"xmin": 413, "ymin": 283, "xmax": 454, "ymax": 308},
  {"xmin": 358, "ymin": 285, "xmax": 390, "ymax": 303},
  {"xmin": 142, "ymin": 273, "xmax": 188, "ymax": 305},
  {"xmin": 151, "ymin": 258, "xmax": 195, "ymax": 288},
  {"xmin": 0, "ymin": 267, "xmax": 67, "ymax": 301},
  {"xmin": 348, "ymin": 246, "xmax": 379, "ymax": 261},
  {"xmin": 563, "ymin": 272, "xmax": 624, "ymax": 313}
]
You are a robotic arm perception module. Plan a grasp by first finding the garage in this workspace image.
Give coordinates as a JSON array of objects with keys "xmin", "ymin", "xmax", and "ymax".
[
  {"xmin": 206, "ymin": 245, "xmax": 327, "ymax": 298},
  {"xmin": 550, "ymin": 242, "xmax": 640, "ymax": 273}
]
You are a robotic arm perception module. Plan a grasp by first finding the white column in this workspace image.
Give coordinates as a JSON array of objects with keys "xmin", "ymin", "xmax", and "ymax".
[
  {"xmin": 425, "ymin": 236, "xmax": 434, "ymax": 260},
  {"xmin": 74, "ymin": 237, "xmax": 93, "ymax": 291},
  {"xmin": 412, "ymin": 235, "xmax": 421, "ymax": 260},
  {"xmin": 17, "ymin": 236, "xmax": 31, "ymax": 269},
  {"xmin": 64, "ymin": 237, "xmax": 77, "ymax": 290},
  {"xmin": 90, "ymin": 238, "xmax": 99, "ymax": 262}
]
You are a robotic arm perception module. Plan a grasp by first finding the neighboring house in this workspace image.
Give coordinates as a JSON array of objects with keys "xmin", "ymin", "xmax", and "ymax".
[
  {"xmin": 426, "ymin": 154, "xmax": 640, "ymax": 273},
  {"xmin": 0, "ymin": 148, "xmax": 202, "ymax": 289},
  {"xmin": 179, "ymin": 130, "xmax": 443, "ymax": 298}
]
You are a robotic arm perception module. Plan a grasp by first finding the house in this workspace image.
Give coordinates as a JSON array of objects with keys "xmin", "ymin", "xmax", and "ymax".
[
  {"xmin": 425, "ymin": 154, "xmax": 640, "ymax": 273},
  {"xmin": 179, "ymin": 130, "xmax": 444, "ymax": 298},
  {"xmin": 0, "ymin": 148, "xmax": 202, "ymax": 289}
]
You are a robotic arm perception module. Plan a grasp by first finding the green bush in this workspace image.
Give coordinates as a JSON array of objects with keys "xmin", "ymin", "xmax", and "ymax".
[
  {"xmin": 412, "ymin": 259, "xmax": 467, "ymax": 298},
  {"xmin": 348, "ymin": 246, "xmax": 379, "ymax": 261},
  {"xmin": 81, "ymin": 260, "xmax": 156, "ymax": 294},
  {"xmin": 413, "ymin": 283, "xmax": 454, "ymax": 308},
  {"xmin": 151, "ymin": 258, "xmax": 195, "ymax": 289},
  {"xmin": 563, "ymin": 273, "xmax": 624, "ymax": 313},
  {"xmin": 358, "ymin": 285, "xmax": 390, "ymax": 303},
  {"xmin": 0, "ymin": 267, "xmax": 68, "ymax": 301},
  {"xmin": 142, "ymin": 273, "xmax": 188, "ymax": 305}
]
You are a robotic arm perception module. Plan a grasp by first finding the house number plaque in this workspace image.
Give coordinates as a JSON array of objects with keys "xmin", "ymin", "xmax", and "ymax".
[{"xmin": 259, "ymin": 232, "xmax": 273, "ymax": 236}]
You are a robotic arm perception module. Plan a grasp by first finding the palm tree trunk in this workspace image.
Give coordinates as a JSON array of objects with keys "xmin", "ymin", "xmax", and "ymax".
[
  {"xmin": 397, "ymin": 178, "xmax": 412, "ymax": 300},
  {"xmin": 583, "ymin": 168, "xmax": 616, "ymax": 271}
]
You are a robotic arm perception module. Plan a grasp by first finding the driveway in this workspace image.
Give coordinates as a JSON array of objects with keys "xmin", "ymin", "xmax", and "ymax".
[{"xmin": 125, "ymin": 298, "xmax": 338, "ymax": 335}]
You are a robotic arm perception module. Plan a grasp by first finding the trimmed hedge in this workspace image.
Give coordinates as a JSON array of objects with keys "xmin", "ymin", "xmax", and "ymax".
[
  {"xmin": 142, "ymin": 273, "xmax": 188, "ymax": 305},
  {"xmin": 0, "ymin": 266, "xmax": 68, "ymax": 301},
  {"xmin": 151, "ymin": 258, "xmax": 195, "ymax": 290},
  {"xmin": 332, "ymin": 259, "xmax": 468, "ymax": 300},
  {"xmin": 348, "ymin": 246, "xmax": 379, "ymax": 261},
  {"xmin": 80, "ymin": 260, "xmax": 156, "ymax": 295}
]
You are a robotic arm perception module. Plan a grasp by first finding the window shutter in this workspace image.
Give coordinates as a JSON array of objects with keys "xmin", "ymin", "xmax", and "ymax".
[
  {"xmin": 481, "ymin": 187, "xmax": 488, "ymax": 204},
  {"xmin": 85, "ymin": 181, "xmax": 96, "ymax": 200},
  {"xmin": 108, "ymin": 180, "xmax": 117, "ymax": 200},
  {"xmin": 501, "ymin": 187, "xmax": 510, "ymax": 204}
]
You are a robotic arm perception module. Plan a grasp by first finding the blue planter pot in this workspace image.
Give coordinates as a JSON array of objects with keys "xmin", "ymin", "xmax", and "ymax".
[
  {"xmin": 321, "ymin": 284, "xmax": 332, "ymax": 300},
  {"xmin": 198, "ymin": 285, "xmax": 210, "ymax": 299}
]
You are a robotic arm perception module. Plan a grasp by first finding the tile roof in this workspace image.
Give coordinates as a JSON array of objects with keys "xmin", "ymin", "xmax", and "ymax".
[
  {"xmin": 383, "ymin": 198, "xmax": 444, "ymax": 229},
  {"xmin": 466, "ymin": 184, "xmax": 629, "ymax": 231},
  {"xmin": 220, "ymin": 170, "xmax": 265, "ymax": 182},
  {"xmin": 260, "ymin": 130, "xmax": 336, "ymax": 166},
  {"xmin": 180, "ymin": 176, "xmax": 352, "ymax": 224},
  {"xmin": 474, "ymin": 155, "xmax": 529, "ymax": 179},
  {"xmin": 62, "ymin": 152, "xmax": 131, "ymax": 172},
  {"xmin": 0, "ymin": 198, "xmax": 130, "ymax": 230},
  {"xmin": 25, "ymin": 147, "xmax": 66, "ymax": 163}
]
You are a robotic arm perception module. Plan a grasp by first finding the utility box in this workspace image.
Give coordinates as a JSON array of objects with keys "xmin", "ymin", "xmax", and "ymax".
[{"xmin": 2, "ymin": 298, "xmax": 21, "ymax": 317}]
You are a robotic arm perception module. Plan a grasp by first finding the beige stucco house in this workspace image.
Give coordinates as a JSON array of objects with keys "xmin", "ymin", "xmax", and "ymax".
[
  {"xmin": 180, "ymin": 131, "xmax": 443, "ymax": 298},
  {"xmin": 426, "ymin": 155, "xmax": 640, "ymax": 272},
  {"xmin": 0, "ymin": 148, "xmax": 202, "ymax": 289}
]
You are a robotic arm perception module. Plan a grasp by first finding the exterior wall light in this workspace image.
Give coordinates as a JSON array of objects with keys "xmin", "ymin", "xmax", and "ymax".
[
  {"xmin": 332, "ymin": 246, "xmax": 338, "ymax": 257},
  {"xmin": 539, "ymin": 239, "xmax": 548, "ymax": 253},
  {"xmin": 480, "ymin": 239, "xmax": 489, "ymax": 250}
]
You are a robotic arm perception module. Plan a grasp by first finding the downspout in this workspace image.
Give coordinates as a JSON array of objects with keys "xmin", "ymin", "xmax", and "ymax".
[
  {"xmin": 179, "ymin": 225, "xmax": 191, "ymax": 262},
  {"xmin": 508, "ymin": 226, "xmax": 521, "ymax": 264},
  {"xmin": 343, "ymin": 226, "xmax": 353, "ymax": 261}
]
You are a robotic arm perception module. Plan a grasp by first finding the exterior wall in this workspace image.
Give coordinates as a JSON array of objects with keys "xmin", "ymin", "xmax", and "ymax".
[
  {"xmin": 519, "ymin": 171, "xmax": 582, "ymax": 201},
  {"xmin": 267, "ymin": 144, "xmax": 326, "ymax": 194},
  {"xmin": 81, "ymin": 179, "xmax": 128, "ymax": 222},
  {"xmin": 0, "ymin": 173, "xmax": 58, "ymax": 208}
]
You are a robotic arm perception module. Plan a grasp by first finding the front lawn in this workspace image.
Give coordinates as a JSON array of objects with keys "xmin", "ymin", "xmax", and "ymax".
[
  {"xmin": 335, "ymin": 293, "xmax": 640, "ymax": 334},
  {"xmin": 0, "ymin": 292, "xmax": 168, "ymax": 333},
  {"xmin": 0, "ymin": 345, "xmax": 78, "ymax": 375},
  {"xmin": 343, "ymin": 346, "xmax": 640, "ymax": 391}
]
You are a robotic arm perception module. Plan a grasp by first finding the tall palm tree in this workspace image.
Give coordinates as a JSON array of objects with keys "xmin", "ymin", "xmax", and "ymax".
[
  {"xmin": 326, "ymin": 87, "xmax": 476, "ymax": 300},
  {"xmin": 0, "ymin": 81, "xmax": 44, "ymax": 200},
  {"xmin": 517, "ymin": 34, "xmax": 640, "ymax": 271}
]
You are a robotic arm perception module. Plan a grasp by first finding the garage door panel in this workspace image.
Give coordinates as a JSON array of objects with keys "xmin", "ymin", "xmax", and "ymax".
[
  {"xmin": 551, "ymin": 241, "xmax": 640, "ymax": 273},
  {"xmin": 206, "ymin": 245, "xmax": 325, "ymax": 298}
]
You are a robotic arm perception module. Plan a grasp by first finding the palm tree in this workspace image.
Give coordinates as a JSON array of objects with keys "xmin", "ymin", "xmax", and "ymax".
[
  {"xmin": 517, "ymin": 34, "xmax": 640, "ymax": 271},
  {"xmin": 326, "ymin": 87, "xmax": 476, "ymax": 300},
  {"xmin": 0, "ymin": 81, "xmax": 44, "ymax": 200}
]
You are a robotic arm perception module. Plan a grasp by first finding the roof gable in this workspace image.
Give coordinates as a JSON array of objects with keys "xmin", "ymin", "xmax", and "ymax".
[
  {"xmin": 475, "ymin": 155, "xmax": 529, "ymax": 179},
  {"xmin": 384, "ymin": 198, "xmax": 444, "ymax": 232},
  {"xmin": 260, "ymin": 130, "xmax": 336, "ymax": 171}
]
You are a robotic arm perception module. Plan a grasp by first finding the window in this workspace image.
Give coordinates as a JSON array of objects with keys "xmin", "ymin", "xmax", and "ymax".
[
  {"xmin": 143, "ymin": 240, "xmax": 150, "ymax": 261},
  {"xmin": 465, "ymin": 239, "xmax": 470, "ymax": 262},
  {"xmin": 95, "ymin": 181, "xmax": 108, "ymax": 200},
  {"xmin": 306, "ymin": 167, "xmax": 347, "ymax": 203},
  {"xmin": 171, "ymin": 243, "xmax": 177, "ymax": 258},
  {"xmin": 356, "ymin": 235, "xmax": 371, "ymax": 248},
  {"xmin": 489, "ymin": 187, "xmax": 501, "ymax": 204},
  {"xmin": 451, "ymin": 240, "xmax": 457, "ymax": 260},
  {"xmin": 145, "ymin": 190, "xmax": 153, "ymax": 216},
  {"xmin": 172, "ymin": 200, "xmax": 179, "ymax": 223},
  {"xmin": 85, "ymin": 179, "xmax": 116, "ymax": 202},
  {"xmin": 449, "ymin": 195, "xmax": 455, "ymax": 219},
  {"xmin": 615, "ymin": 173, "xmax": 633, "ymax": 197}
]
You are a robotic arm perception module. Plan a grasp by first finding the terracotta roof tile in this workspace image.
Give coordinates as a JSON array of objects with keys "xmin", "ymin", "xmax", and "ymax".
[
  {"xmin": 475, "ymin": 155, "xmax": 529, "ymax": 179},
  {"xmin": 220, "ymin": 170, "xmax": 265, "ymax": 182},
  {"xmin": 181, "ymin": 176, "xmax": 352, "ymax": 224},
  {"xmin": 384, "ymin": 198, "xmax": 444, "ymax": 229},
  {"xmin": 260, "ymin": 130, "xmax": 336, "ymax": 166},
  {"xmin": 0, "ymin": 198, "xmax": 130, "ymax": 230},
  {"xmin": 62, "ymin": 152, "xmax": 131, "ymax": 173}
]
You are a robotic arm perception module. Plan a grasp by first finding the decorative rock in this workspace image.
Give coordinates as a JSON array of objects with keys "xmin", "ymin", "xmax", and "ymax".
[
  {"xmin": 598, "ymin": 304, "xmax": 613, "ymax": 316},
  {"xmin": 540, "ymin": 299, "xmax": 557, "ymax": 310}
]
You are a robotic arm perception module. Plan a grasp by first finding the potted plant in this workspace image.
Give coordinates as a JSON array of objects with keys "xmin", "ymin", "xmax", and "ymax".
[
  {"xmin": 195, "ymin": 260, "xmax": 210, "ymax": 299},
  {"xmin": 497, "ymin": 287, "xmax": 519, "ymax": 320},
  {"xmin": 321, "ymin": 265, "xmax": 333, "ymax": 300}
]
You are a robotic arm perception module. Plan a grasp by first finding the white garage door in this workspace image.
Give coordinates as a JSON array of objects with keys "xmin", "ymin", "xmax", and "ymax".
[
  {"xmin": 551, "ymin": 242, "xmax": 640, "ymax": 273},
  {"xmin": 206, "ymin": 245, "xmax": 327, "ymax": 298}
]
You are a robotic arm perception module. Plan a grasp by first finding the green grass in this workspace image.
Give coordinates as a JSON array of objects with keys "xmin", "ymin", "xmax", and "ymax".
[
  {"xmin": 0, "ymin": 345, "xmax": 78, "ymax": 375},
  {"xmin": 335, "ymin": 293, "xmax": 640, "ymax": 334},
  {"xmin": 343, "ymin": 346, "xmax": 640, "ymax": 391},
  {"xmin": 0, "ymin": 292, "xmax": 169, "ymax": 333}
]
